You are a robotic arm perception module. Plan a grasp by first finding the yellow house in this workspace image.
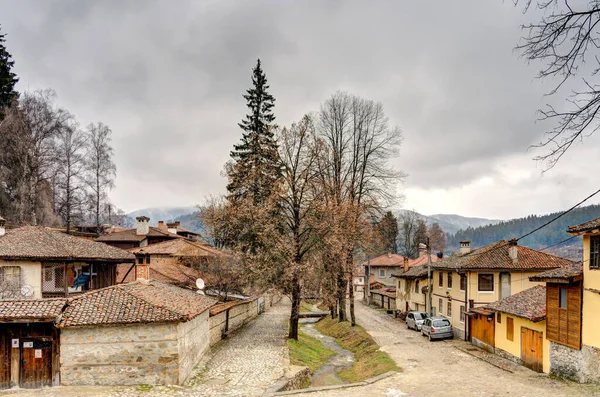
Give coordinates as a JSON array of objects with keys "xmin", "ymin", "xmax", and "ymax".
[
  {"xmin": 486, "ymin": 285, "xmax": 550, "ymax": 373},
  {"xmin": 393, "ymin": 264, "xmax": 428, "ymax": 313},
  {"xmin": 430, "ymin": 240, "xmax": 574, "ymax": 343}
]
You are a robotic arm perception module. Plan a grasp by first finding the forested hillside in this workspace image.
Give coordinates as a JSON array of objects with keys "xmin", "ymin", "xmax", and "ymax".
[{"xmin": 447, "ymin": 204, "xmax": 600, "ymax": 251}]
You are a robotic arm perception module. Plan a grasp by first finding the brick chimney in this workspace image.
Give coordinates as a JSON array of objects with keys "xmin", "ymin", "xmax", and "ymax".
[
  {"xmin": 459, "ymin": 240, "xmax": 471, "ymax": 255},
  {"xmin": 157, "ymin": 221, "xmax": 166, "ymax": 230},
  {"xmin": 0, "ymin": 217, "xmax": 5, "ymax": 237},
  {"xmin": 403, "ymin": 257, "xmax": 409, "ymax": 272},
  {"xmin": 135, "ymin": 255, "xmax": 150, "ymax": 280},
  {"xmin": 508, "ymin": 239, "xmax": 518, "ymax": 261},
  {"xmin": 136, "ymin": 216, "xmax": 150, "ymax": 235},
  {"xmin": 167, "ymin": 221, "xmax": 180, "ymax": 235},
  {"xmin": 418, "ymin": 243, "xmax": 427, "ymax": 257}
]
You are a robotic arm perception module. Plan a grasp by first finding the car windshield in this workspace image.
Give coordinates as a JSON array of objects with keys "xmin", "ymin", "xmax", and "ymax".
[
  {"xmin": 414, "ymin": 313, "xmax": 426, "ymax": 320},
  {"xmin": 433, "ymin": 319, "xmax": 451, "ymax": 327}
]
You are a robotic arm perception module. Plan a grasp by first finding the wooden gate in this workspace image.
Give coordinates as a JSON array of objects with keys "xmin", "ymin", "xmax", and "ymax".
[
  {"xmin": 20, "ymin": 338, "xmax": 52, "ymax": 388},
  {"xmin": 470, "ymin": 313, "xmax": 495, "ymax": 350},
  {"xmin": 521, "ymin": 328, "xmax": 543, "ymax": 373},
  {"xmin": 0, "ymin": 333, "xmax": 10, "ymax": 389}
]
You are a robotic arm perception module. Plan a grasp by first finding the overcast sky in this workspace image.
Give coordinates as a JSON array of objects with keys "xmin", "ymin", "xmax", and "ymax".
[{"xmin": 2, "ymin": 0, "xmax": 599, "ymax": 220}]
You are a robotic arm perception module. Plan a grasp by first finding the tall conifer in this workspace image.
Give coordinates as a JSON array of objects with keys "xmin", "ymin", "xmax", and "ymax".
[
  {"xmin": 227, "ymin": 59, "xmax": 280, "ymax": 204},
  {"xmin": 0, "ymin": 26, "xmax": 19, "ymax": 119}
]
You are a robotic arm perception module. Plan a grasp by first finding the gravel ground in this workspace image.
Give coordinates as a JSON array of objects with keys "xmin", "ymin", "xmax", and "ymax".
[{"xmin": 282, "ymin": 302, "xmax": 600, "ymax": 397}]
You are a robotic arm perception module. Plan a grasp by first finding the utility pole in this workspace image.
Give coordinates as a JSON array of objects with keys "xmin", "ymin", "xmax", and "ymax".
[
  {"xmin": 427, "ymin": 237, "xmax": 433, "ymax": 316},
  {"xmin": 364, "ymin": 256, "xmax": 371, "ymax": 304}
]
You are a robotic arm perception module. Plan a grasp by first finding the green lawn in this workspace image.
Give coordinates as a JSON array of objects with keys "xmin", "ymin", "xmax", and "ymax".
[
  {"xmin": 315, "ymin": 316, "xmax": 400, "ymax": 382},
  {"xmin": 288, "ymin": 330, "xmax": 335, "ymax": 372}
]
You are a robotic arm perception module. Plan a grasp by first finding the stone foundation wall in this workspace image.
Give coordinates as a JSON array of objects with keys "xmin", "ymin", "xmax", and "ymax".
[
  {"xmin": 550, "ymin": 342, "xmax": 600, "ymax": 384},
  {"xmin": 495, "ymin": 347, "xmax": 523, "ymax": 366},
  {"xmin": 177, "ymin": 311, "xmax": 210, "ymax": 384},
  {"xmin": 60, "ymin": 322, "xmax": 180, "ymax": 386}
]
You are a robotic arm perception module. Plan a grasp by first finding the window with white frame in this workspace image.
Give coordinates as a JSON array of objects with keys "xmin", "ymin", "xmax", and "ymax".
[
  {"xmin": 379, "ymin": 269, "xmax": 385, "ymax": 277},
  {"xmin": 439, "ymin": 298, "xmax": 443, "ymax": 315},
  {"xmin": 460, "ymin": 305, "xmax": 465, "ymax": 323},
  {"xmin": 447, "ymin": 301, "xmax": 452, "ymax": 317}
]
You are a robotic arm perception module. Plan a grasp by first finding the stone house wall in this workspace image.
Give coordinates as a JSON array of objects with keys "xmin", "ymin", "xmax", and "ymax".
[
  {"xmin": 551, "ymin": 342, "xmax": 600, "ymax": 384},
  {"xmin": 177, "ymin": 310, "xmax": 210, "ymax": 384},
  {"xmin": 60, "ymin": 322, "xmax": 180, "ymax": 385}
]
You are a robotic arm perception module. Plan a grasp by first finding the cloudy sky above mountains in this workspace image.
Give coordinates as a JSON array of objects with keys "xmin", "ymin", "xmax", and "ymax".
[{"xmin": 2, "ymin": 0, "xmax": 599, "ymax": 220}]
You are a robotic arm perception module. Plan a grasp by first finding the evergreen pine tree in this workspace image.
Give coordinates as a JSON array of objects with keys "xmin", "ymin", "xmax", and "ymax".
[
  {"xmin": 227, "ymin": 59, "xmax": 280, "ymax": 204},
  {"xmin": 0, "ymin": 25, "xmax": 19, "ymax": 119}
]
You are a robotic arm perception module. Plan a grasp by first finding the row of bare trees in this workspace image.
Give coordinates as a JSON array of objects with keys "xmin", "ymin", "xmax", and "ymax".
[
  {"xmin": 0, "ymin": 89, "xmax": 124, "ymax": 230},
  {"xmin": 202, "ymin": 81, "xmax": 405, "ymax": 338}
]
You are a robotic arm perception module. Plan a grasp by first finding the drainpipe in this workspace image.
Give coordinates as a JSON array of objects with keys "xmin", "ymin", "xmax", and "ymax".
[
  {"xmin": 427, "ymin": 237, "xmax": 432, "ymax": 316},
  {"xmin": 464, "ymin": 270, "xmax": 468, "ymax": 341}
]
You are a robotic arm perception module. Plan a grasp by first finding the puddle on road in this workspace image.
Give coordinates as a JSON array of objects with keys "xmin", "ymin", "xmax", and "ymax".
[{"xmin": 299, "ymin": 320, "xmax": 355, "ymax": 387}]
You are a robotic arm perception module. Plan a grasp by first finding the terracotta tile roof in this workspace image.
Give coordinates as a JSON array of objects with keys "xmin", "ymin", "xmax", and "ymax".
[
  {"xmin": 406, "ymin": 254, "xmax": 439, "ymax": 267},
  {"xmin": 371, "ymin": 287, "xmax": 396, "ymax": 298},
  {"xmin": 96, "ymin": 227, "xmax": 178, "ymax": 242},
  {"xmin": 128, "ymin": 239, "xmax": 223, "ymax": 257},
  {"xmin": 57, "ymin": 280, "xmax": 217, "ymax": 328},
  {"xmin": 568, "ymin": 217, "xmax": 600, "ymax": 234},
  {"xmin": 529, "ymin": 262, "xmax": 583, "ymax": 283},
  {"xmin": 117, "ymin": 262, "xmax": 201, "ymax": 287},
  {"xmin": 209, "ymin": 299, "xmax": 251, "ymax": 316},
  {"xmin": 486, "ymin": 285, "xmax": 546, "ymax": 322},
  {"xmin": 392, "ymin": 264, "xmax": 429, "ymax": 279},
  {"xmin": 363, "ymin": 253, "xmax": 407, "ymax": 267},
  {"xmin": 0, "ymin": 226, "xmax": 135, "ymax": 262},
  {"xmin": 0, "ymin": 298, "xmax": 67, "ymax": 321},
  {"xmin": 432, "ymin": 240, "xmax": 574, "ymax": 271}
]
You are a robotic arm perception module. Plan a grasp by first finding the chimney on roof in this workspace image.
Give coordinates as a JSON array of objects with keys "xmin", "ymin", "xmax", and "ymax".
[
  {"xmin": 387, "ymin": 250, "xmax": 392, "ymax": 258},
  {"xmin": 418, "ymin": 243, "xmax": 427, "ymax": 257},
  {"xmin": 508, "ymin": 239, "xmax": 518, "ymax": 261},
  {"xmin": 459, "ymin": 240, "xmax": 471, "ymax": 255},
  {"xmin": 0, "ymin": 217, "xmax": 5, "ymax": 237},
  {"xmin": 157, "ymin": 221, "xmax": 166, "ymax": 230},
  {"xmin": 136, "ymin": 216, "xmax": 150, "ymax": 235},
  {"xmin": 135, "ymin": 255, "xmax": 150, "ymax": 280},
  {"xmin": 403, "ymin": 257, "xmax": 409, "ymax": 273}
]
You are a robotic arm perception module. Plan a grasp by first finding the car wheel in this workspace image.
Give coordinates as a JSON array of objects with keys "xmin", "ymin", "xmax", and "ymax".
[
  {"xmin": 406, "ymin": 323, "xmax": 410, "ymax": 330},
  {"xmin": 428, "ymin": 334, "xmax": 432, "ymax": 342}
]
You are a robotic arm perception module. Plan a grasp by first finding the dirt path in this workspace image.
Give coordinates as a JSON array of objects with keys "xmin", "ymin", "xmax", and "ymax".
[{"xmin": 284, "ymin": 302, "xmax": 600, "ymax": 397}]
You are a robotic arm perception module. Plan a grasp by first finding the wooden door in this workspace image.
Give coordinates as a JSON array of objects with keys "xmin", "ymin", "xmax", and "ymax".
[
  {"xmin": 20, "ymin": 338, "xmax": 52, "ymax": 389},
  {"xmin": 0, "ymin": 333, "xmax": 10, "ymax": 389},
  {"xmin": 521, "ymin": 328, "xmax": 543, "ymax": 373},
  {"xmin": 471, "ymin": 314, "xmax": 495, "ymax": 349}
]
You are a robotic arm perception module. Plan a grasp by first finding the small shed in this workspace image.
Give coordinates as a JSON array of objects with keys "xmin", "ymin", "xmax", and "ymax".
[{"xmin": 57, "ymin": 280, "xmax": 217, "ymax": 386}]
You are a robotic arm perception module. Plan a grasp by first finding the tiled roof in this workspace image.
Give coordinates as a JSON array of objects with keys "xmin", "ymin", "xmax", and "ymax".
[
  {"xmin": 96, "ymin": 227, "xmax": 178, "ymax": 242},
  {"xmin": 117, "ymin": 262, "xmax": 200, "ymax": 287},
  {"xmin": 568, "ymin": 217, "xmax": 600, "ymax": 234},
  {"xmin": 432, "ymin": 240, "xmax": 574, "ymax": 271},
  {"xmin": 486, "ymin": 285, "xmax": 546, "ymax": 322},
  {"xmin": 364, "ymin": 253, "xmax": 407, "ymax": 267},
  {"xmin": 0, "ymin": 298, "xmax": 67, "ymax": 321},
  {"xmin": 57, "ymin": 280, "xmax": 217, "ymax": 328},
  {"xmin": 392, "ymin": 264, "xmax": 429, "ymax": 279},
  {"xmin": 128, "ymin": 238, "xmax": 223, "ymax": 257},
  {"xmin": 209, "ymin": 299, "xmax": 250, "ymax": 316},
  {"xmin": 0, "ymin": 226, "xmax": 135, "ymax": 262},
  {"xmin": 406, "ymin": 254, "xmax": 439, "ymax": 267},
  {"xmin": 371, "ymin": 287, "xmax": 396, "ymax": 298},
  {"xmin": 529, "ymin": 262, "xmax": 583, "ymax": 283}
]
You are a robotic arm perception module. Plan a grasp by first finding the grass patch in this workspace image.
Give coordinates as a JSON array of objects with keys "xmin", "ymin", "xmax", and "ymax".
[
  {"xmin": 315, "ymin": 316, "xmax": 400, "ymax": 382},
  {"xmin": 288, "ymin": 330, "xmax": 335, "ymax": 372},
  {"xmin": 300, "ymin": 300, "xmax": 313, "ymax": 313},
  {"xmin": 136, "ymin": 384, "xmax": 153, "ymax": 391}
]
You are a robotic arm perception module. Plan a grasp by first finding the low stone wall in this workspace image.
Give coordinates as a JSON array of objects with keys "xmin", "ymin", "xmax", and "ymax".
[
  {"xmin": 209, "ymin": 292, "xmax": 281, "ymax": 346},
  {"xmin": 177, "ymin": 311, "xmax": 210, "ymax": 384},
  {"xmin": 581, "ymin": 345, "xmax": 600, "ymax": 384},
  {"xmin": 552, "ymin": 342, "xmax": 600, "ymax": 384},
  {"xmin": 60, "ymin": 322, "xmax": 180, "ymax": 386}
]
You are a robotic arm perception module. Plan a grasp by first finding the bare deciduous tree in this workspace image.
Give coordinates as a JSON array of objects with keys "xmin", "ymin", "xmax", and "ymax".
[
  {"xmin": 517, "ymin": 0, "xmax": 600, "ymax": 169},
  {"xmin": 84, "ymin": 122, "xmax": 116, "ymax": 228}
]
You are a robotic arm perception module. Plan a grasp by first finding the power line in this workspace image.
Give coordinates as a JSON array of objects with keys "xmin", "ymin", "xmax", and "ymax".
[{"xmin": 516, "ymin": 187, "xmax": 600, "ymax": 242}]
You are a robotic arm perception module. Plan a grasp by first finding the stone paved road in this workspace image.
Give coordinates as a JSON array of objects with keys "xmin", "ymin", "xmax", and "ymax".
[
  {"xmin": 283, "ymin": 302, "xmax": 600, "ymax": 397},
  {"xmin": 0, "ymin": 298, "xmax": 290, "ymax": 397}
]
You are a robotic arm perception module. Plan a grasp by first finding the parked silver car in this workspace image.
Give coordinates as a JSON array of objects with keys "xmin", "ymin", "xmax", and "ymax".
[
  {"xmin": 421, "ymin": 317, "xmax": 453, "ymax": 341},
  {"xmin": 406, "ymin": 311, "xmax": 428, "ymax": 331}
]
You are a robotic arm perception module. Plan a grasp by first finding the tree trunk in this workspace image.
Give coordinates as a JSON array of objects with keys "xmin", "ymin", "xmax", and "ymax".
[
  {"xmin": 337, "ymin": 273, "xmax": 346, "ymax": 322},
  {"xmin": 329, "ymin": 305, "xmax": 335, "ymax": 319},
  {"xmin": 288, "ymin": 276, "xmax": 301, "ymax": 340},
  {"xmin": 348, "ymin": 271, "xmax": 356, "ymax": 326}
]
